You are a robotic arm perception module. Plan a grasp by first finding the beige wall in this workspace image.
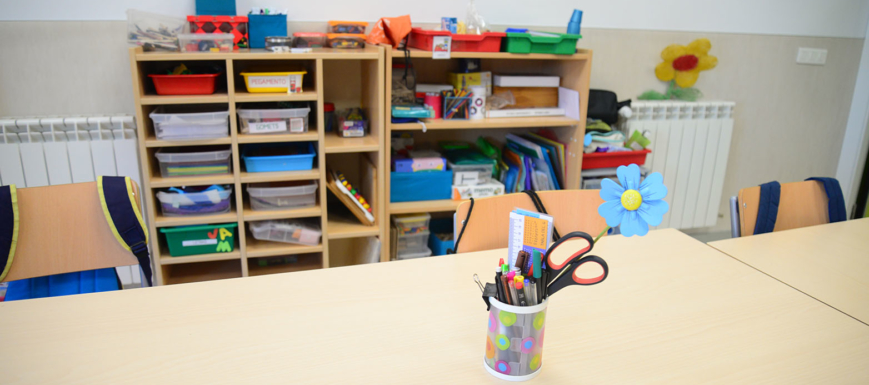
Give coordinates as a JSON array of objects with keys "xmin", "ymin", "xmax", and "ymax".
[{"xmin": 0, "ymin": 21, "xmax": 862, "ymax": 232}]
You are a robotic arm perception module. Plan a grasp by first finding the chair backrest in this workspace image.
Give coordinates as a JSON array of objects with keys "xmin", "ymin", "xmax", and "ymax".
[
  {"xmin": 1, "ymin": 181, "xmax": 141, "ymax": 282},
  {"xmin": 453, "ymin": 190, "xmax": 607, "ymax": 253},
  {"xmin": 736, "ymin": 180, "xmax": 829, "ymax": 237}
]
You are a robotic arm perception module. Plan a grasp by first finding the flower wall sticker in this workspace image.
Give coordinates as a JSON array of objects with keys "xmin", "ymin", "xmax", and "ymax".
[
  {"xmin": 597, "ymin": 164, "xmax": 669, "ymax": 237},
  {"xmin": 639, "ymin": 38, "xmax": 718, "ymax": 102}
]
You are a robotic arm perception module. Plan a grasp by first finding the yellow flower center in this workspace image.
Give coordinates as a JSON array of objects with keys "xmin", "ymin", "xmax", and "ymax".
[{"xmin": 621, "ymin": 190, "xmax": 642, "ymax": 211}]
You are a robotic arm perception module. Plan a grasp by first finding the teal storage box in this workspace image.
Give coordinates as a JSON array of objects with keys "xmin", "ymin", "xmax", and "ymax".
[
  {"xmin": 196, "ymin": 0, "xmax": 236, "ymax": 16},
  {"xmin": 502, "ymin": 32, "xmax": 581, "ymax": 55},
  {"xmin": 428, "ymin": 218, "xmax": 454, "ymax": 256},
  {"xmin": 248, "ymin": 14, "xmax": 287, "ymax": 49},
  {"xmin": 390, "ymin": 170, "xmax": 453, "ymax": 202}
]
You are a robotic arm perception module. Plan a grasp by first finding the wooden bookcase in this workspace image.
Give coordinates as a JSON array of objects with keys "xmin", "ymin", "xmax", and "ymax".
[
  {"xmin": 128, "ymin": 47, "xmax": 386, "ymax": 285},
  {"xmin": 383, "ymin": 48, "xmax": 592, "ymax": 257}
]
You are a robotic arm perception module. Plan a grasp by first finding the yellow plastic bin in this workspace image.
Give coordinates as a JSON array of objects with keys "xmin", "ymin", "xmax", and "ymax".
[{"xmin": 240, "ymin": 71, "xmax": 307, "ymax": 93}]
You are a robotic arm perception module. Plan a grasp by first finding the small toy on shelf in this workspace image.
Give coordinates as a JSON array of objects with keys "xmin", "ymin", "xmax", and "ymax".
[
  {"xmin": 326, "ymin": 169, "xmax": 375, "ymax": 226},
  {"xmin": 337, "ymin": 108, "xmax": 368, "ymax": 137}
]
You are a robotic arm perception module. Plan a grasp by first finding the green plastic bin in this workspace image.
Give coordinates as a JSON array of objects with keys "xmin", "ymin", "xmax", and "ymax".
[
  {"xmin": 160, "ymin": 223, "xmax": 238, "ymax": 257},
  {"xmin": 502, "ymin": 32, "xmax": 581, "ymax": 55}
]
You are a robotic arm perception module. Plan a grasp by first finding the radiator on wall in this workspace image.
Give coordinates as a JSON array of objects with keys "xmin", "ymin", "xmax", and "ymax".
[
  {"xmin": 0, "ymin": 116, "xmax": 145, "ymax": 286},
  {"xmin": 625, "ymin": 101, "xmax": 735, "ymax": 230}
]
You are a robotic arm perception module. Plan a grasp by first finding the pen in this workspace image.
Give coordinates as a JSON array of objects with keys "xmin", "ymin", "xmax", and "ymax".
[
  {"xmin": 501, "ymin": 274, "xmax": 513, "ymax": 305},
  {"xmin": 495, "ymin": 268, "xmax": 506, "ymax": 303},
  {"xmin": 515, "ymin": 277, "xmax": 528, "ymax": 306},
  {"xmin": 508, "ymin": 280, "xmax": 519, "ymax": 306},
  {"xmin": 531, "ymin": 280, "xmax": 539, "ymax": 305},
  {"xmin": 525, "ymin": 279, "xmax": 535, "ymax": 305}
]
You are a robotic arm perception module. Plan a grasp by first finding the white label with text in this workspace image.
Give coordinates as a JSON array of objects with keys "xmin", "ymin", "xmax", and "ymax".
[
  {"xmin": 249, "ymin": 121, "xmax": 287, "ymax": 134},
  {"xmin": 246, "ymin": 75, "xmax": 289, "ymax": 89},
  {"xmin": 182, "ymin": 239, "xmax": 218, "ymax": 247}
]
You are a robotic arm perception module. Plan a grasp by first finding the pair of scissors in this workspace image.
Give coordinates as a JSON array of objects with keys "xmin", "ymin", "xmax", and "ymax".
[{"xmin": 543, "ymin": 231, "xmax": 609, "ymax": 297}]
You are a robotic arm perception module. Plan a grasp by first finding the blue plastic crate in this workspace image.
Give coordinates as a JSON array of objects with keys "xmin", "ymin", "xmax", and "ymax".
[
  {"xmin": 390, "ymin": 170, "xmax": 452, "ymax": 202},
  {"xmin": 248, "ymin": 14, "xmax": 288, "ymax": 49},
  {"xmin": 428, "ymin": 218, "xmax": 454, "ymax": 256},
  {"xmin": 243, "ymin": 143, "xmax": 316, "ymax": 173},
  {"xmin": 196, "ymin": 0, "xmax": 236, "ymax": 15}
]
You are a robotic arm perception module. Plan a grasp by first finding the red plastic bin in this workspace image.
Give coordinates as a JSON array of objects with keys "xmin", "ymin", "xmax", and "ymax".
[
  {"xmin": 148, "ymin": 73, "xmax": 221, "ymax": 95},
  {"xmin": 582, "ymin": 149, "xmax": 651, "ymax": 170},
  {"xmin": 408, "ymin": 28, "xmax": 506, "ymax": 52}
]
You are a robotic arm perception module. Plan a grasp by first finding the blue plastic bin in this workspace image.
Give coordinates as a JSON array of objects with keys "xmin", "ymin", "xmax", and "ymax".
[
  {"xmin": 196, "ymin": 0, "xmax": 236, "ymax": 15},
  {"xmin": 248, "ymin": 14, "xmax": 288, "ymax": 49},
  {"xmin": 243, "ymin": 143, "xmax": 316, "ymax": 173},
  {"xmin": 390, "ymin": 170, "xmax": 453, "ymax": 202},
  {"xmin": 428, "ymin": 218, "xmax": 455, "ymax": 256}
]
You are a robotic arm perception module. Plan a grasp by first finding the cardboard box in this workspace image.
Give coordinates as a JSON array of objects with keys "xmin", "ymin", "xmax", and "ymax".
[
  {"xmin": 451, "ymin": 180, "xmax": 505, "ymax": 200},
  {"xmin": 449, "ymin": 71, "xmax": 492, "ymax": 95}
]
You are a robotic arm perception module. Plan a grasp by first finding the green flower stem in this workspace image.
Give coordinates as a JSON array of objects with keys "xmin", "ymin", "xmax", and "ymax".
[{"xmin": 594, "ymin": 226, "xmax": 610, "ymax": 244}]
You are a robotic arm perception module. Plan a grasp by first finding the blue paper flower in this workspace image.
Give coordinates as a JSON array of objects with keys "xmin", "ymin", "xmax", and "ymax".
[{"xmin": 597, "ymin": 164, "xmax": 669, "ymax": 237}]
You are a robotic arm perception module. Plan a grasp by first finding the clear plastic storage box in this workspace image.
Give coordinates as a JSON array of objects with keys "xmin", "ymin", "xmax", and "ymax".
[
  {"xmin": 150, "ymin": 107, "xmax": 229, "ymax": 141},
  {"xmin": 392, "ymin": 213, "xmax": 431, "ymax": 235},
  {"xmin": 250, "ymin": 219, "xmax": 322, "ymax": 246},
  {"xmin": 126, "ymin": 9, "xmax": 188, "ymax": 52},
  {"xmin": 397, "ymin": 247, "xmax": 433, "ymax": 260},
  {"xmin": 156, "ymin": 186, "xmax": 232, "ymax": 216},
  {"xmin": 397, "ymin": 231, "xmax": 430, "ymax": 254},
  {"xmin": 247, "ymin": 181, "xmax": 318, "ymax": 211},
  {"xmin": 237, "ymin": 107, "xmax": 310, "ymax": 134},
  {"xmin": 178, "ymin": 33, "xmax": 234, "ymax": 52},
  {"xmin": 154, "ymin": 147, "xmax": 232, "ymax": 178},
  {"xmin": 448, "ymin": 161, "xmax": 494, "ymax": 185}
]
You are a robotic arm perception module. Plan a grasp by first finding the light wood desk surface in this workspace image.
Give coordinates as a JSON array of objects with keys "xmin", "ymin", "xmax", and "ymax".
[
  {"xmin": 1, "ymin": 229, "xmax": 867, "ymax": 384},
  {"xmin": 709, "ymin": 217, "xmax": 869, "ymax": 325}
]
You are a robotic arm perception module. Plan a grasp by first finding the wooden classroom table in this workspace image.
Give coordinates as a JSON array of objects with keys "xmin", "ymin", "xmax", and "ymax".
[
  {"xmin": 1, "ymin": 229, "xmax": 867, "ymax": 384},
  {"xmin": 709, "ymin": 217, "xmax": 869, "ymax": 325}
]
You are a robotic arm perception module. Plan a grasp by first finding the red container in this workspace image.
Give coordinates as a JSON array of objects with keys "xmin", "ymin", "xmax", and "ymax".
[
  {"xmin": 149, "ymin": 74, "xmax": 221, "ymax": 95},
  {"xmin": 187, "ymin": 15, "xmax": 249, "ymax": 49},
  {"xmin": 582, "ymin": 149, "xmax": 651, "ymax": 170},
  {"xmin": 408, "ymin": 28, "xmax": 506, "ymax": 52}
]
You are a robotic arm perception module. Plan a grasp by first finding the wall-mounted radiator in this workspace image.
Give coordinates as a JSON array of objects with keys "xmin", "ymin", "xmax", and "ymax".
[
  {"xmin": 0, "ymin": 116, "xmax": 144, "ymax": 286},
  {"xmin": 625, "ymin": 101, "xmax": 735, "ymax": 230}
]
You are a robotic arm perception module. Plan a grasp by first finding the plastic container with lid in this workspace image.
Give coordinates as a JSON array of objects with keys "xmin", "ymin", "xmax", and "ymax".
[
  {"xmin": 242, "ymin": 143, "xmax": 316, "ymax": 172},
  {"xmin": 247, "ymin": 180, "xmax": 318, "ymax": 211},
  {"xmin": 155, "ymin": 147, "xmax": 232, "ymax": 178},
  {"xmin": 582, "ymin": 149, "xmax": 651, "ymax": 170},
  {"xmin": 240, "ymin": 70, "xmax": 306, "ymax": 93},
  {"xmin": 149, "ymin": 73, "xmax": 220, "ymax": 95},
  {"xmin": 448, "ymin": 160, "xmax": 494, "ymax": 186},
  {"xmin": 324, "ymin": 103, "xmax": 336, "ymax": 132},
  {"xmin": 187, "ymin": 15, "xmax": 249, "ymax": 49},
  {"xmin": 293, "ymin": 32, "xmax": 327, "ymax": 48},
  {"xmin": 396, "ymin": 246, "xmax": 433, "ymax": 260},
  {"xmin": 179, "ymin": 33, "xmax": 234, "ymax": 52},
  {"xmin": 264, "ymin": 36, "xmax": 293, "ymax": 51},
  {"xmin": 150, "ymin": 106, "xmax": 229, "ymax": 141},
  {"xmin": 397, "ymin": 231, "xmax": 430, "ymax": 254},
  {"xmin": 156, "ymin": 185, "xmax": 233, "ymax": 216},
  {"xmin": 326, "ymin": 34, "xmax": 366, "ymax": 49},
  {"xmin": 392, "ymin": 213, "xmax": 431, "ymax": 235},
  {"xmin": 327, "ymin": 21, "xmax": 368, "ymax": 34},
  {"xmin": 250, "ymin": 219, "xmax": 322, "ymax": 246},
  {"xmin": 126, "ymin": 9, "xmax": 188, "ymax": 52},
  {"xmin": 237, "ymin": 107, "xmax": 310, "ymax": 134}
]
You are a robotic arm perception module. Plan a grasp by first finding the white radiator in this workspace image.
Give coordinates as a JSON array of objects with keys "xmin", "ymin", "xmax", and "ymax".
[
  {"xmin": 625, "ymin": 101, "xmax": 735, "ymax": 230},
  {"xmin": 0, "ymin": 116, "xmax": 145, "ymax": 286}
]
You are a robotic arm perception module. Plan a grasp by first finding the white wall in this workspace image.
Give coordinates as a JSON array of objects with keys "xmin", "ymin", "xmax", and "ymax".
[{"xmin": 2, "ymin": 0, "xmax": 869, "ymax": 38}]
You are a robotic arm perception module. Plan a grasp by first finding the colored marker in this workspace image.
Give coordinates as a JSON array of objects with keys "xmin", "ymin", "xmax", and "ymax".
[{"xmin": 515, "ymin": 279, "xmax": 528, "ymax": 306}]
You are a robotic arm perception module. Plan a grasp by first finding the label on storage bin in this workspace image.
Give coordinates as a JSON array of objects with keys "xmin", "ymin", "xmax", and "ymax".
[
  {"xmin": 247, "ymin": 76, "xmax": 289, "ymax": 89},
  {"xmin": 289, "ymin": 117, "xmax": 304, "ymax": 132},
  {"xmin": 298, "ymin": 228, "xmax": 320, "ymax": 245},
  {"xmin": 454, "ymin": 171, "xmax": 479, "ymax": 186},
  {"xmin": 182, "ymin": 239, "xmax": 218, "ymax": 247},
  {"xmin": 249, "ymin": 121, "xmax": 287, "ymax": 134}
]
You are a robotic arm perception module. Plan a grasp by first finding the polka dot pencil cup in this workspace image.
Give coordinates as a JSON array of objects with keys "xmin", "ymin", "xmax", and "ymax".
[{"xmin": 484, "ymin": 297, "xmax": 547, "ymax": 381}]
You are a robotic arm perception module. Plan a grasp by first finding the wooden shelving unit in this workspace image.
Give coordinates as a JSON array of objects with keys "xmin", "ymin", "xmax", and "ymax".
[
  {"xmin": 129, "ymin": 47, "xmax": 386, "ymax": 285},
  {"xmin": 383, "ymin": 48, "xmax": 592, "ymax": 258}
]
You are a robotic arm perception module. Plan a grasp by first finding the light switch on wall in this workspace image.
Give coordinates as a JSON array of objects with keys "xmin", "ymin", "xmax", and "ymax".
[{"xmin": 797, "ymin": 48, "xmax": 828, "ymax": 65}]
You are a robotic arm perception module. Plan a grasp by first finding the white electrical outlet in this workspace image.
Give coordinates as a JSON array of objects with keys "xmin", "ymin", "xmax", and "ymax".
[{"xmin": 797, "ymin": 48, "xmax": 827, "ymax": 65}]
